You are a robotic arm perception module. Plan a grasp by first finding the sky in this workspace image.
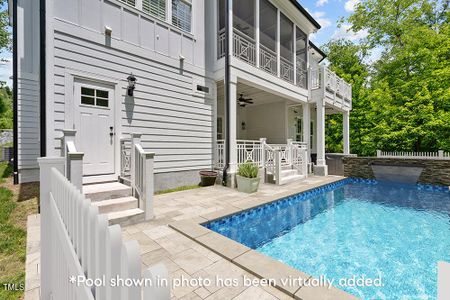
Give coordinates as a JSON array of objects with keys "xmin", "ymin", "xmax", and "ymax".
[
  {"xmin": 0, "ymin": 0, "xmax": 367, "ymax": 86},
  {"xmin": 300, "ymin": 0, "xmax": 367, "ymax": 46}
]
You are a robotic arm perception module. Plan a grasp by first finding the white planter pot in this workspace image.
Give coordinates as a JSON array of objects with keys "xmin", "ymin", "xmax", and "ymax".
[{"xmin": 236, "ymin": 175, "xmax": 260, "ymax": 193}]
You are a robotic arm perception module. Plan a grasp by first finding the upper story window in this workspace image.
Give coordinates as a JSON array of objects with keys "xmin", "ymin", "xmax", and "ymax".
[
  {"xmin": 172, "ymin": 0, "xmax": 192, "ymax": 32},
  {"xmin": 142, "ymin": 0, "xmax": 166, "ymax": 21}
]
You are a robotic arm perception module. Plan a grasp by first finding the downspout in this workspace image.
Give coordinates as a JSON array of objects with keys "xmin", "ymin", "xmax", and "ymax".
[
  {"xmin": 12, "ymin": 0, "xmax": 18, "ymax": 184},
  {"xmin": 40, "ymin": 0, "xmax": 46, "ymax": 158},
  {"xmin": 222, "ymin": 0, "xmax": 231, "ymax": 186}
]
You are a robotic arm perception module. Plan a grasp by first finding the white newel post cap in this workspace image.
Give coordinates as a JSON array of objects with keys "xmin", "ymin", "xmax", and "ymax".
[{"xmin": 62, "ymin": 129, "xmax": 77, "ymax": 137}]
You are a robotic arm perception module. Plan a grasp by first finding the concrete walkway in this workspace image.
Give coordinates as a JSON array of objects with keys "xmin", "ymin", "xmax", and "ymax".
[{"xmin": 25, "ymin": 175, "xmax": 349, "ymax": 300}]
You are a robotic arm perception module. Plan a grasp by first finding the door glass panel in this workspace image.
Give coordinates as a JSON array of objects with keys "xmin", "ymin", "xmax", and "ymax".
[
  {"xmin": 96, "ymin": 98, "xmax": 109, "ymax": 107},
  {"xmin": 81, "ymin": 87, "xmax": 95, "ymax": 96},
  {"xmin": 96, "ymin": 90, "xmax": 109, "ymax": 99},
  {"xmin": 81, "ymin": 96, "xmax": 95, "ymax": 105}
]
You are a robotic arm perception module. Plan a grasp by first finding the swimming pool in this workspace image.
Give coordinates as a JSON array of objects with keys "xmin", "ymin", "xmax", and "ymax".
[{"xmin": 204, "ymin": 179, "xmax": 450, "ymax": 299}]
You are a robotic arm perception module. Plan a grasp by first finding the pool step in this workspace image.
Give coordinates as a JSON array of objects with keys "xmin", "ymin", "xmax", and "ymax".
[{"xmin": 266, "ymin": 169, "xmax": 305, "ymax": 185}]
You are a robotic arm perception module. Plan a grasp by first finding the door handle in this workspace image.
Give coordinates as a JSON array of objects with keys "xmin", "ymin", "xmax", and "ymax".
[{"xmin": 110, "ymin": 126, "xmax": 114, "ymax": 137}]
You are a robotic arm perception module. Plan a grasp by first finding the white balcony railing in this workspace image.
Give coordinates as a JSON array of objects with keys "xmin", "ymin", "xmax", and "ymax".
[
  {"xmin": 259, "ymin": 44, "xmax": 278, "ymax": 76},
  {"xmin": 280, "ymin": 57, "xmax": 294, "ymax": 84},
  {"xmin": 310, "ymin": 66, "xmax": 352, "ymax": 107},
  {"xmin": 232, "ymin": 29, "xmax": 256, "ymax": 66}
]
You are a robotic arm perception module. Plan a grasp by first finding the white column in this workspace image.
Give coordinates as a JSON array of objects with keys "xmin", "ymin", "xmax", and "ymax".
[
  {"xmin": 293, "ymin": 25, "xmax": 297, "ymax": 85},
  {"xmin": 228, "ymin": 0, "xmax": 233, "ymax": 55},
  {"xmin": 276, "ymin": 9, "xmax": 280, "ymax": 77},
  {"xmin": 343, "ymin": 110, "xmax": 350, "ymax": 155},
  {"xmin": 255, "ymin": 0, "xmax": 260, "ymax": 68},
  {"xmin": 302, "ymin": 103, "xmax": 310, "ymax": 147},
  {"xmin": 229, "ymin": 75, "xmax": 238, "ymax": 174},
  {"xmin": 314, "ymin": 97, "xmax": 328, "ymax": 176}
]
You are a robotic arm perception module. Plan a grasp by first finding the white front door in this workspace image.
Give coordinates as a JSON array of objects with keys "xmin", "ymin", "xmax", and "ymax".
[{"xmin": 74, "ymin": 81, "xmax": 115, "ymax": 176}]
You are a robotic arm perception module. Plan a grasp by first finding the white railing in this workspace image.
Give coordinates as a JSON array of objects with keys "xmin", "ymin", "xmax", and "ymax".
[
  {"xmin": 288, "ymin": 140, "xmax": 308, "ymax": 176},
  {"xmin": 61, "ymin": 129, "xmax": 84, "ymax": 191},
  {"xmin": 233, "ymin": 29, "xmax": 256, "ymax": 66},
  {"xmin": 130, "ymin": 133, "xmax": 155, "ymax": 221},
  {"xmin": 280, "ymin": 57, "xmax": 294, "ymax": 83},
  {"xmin": 120, "ymin": 138, "xmax": 132, "ymax": 180},
  {"xmin": 217, "ymin": 29, "xmax": 226, "ymax": 59},
  {"xmin": 38, "ymin": 158, "xmax": 169, "ymax": 300},
  {"xmin": 237, "ymin": 139, "xmax": 264, "ymax": 167},
  {"xmin": 215, "ymin": 140, "xmax": 225, "ymax": 169},
  {"xmin": 259, "ymin": 44, "xmax": 278, "ymax": 76},
  {"xmin": 296, "ymin": 57, "xmax": 308, "ymax": 89},
  {"xmin": 377, "ymin": 150, "xmax": 450, "ymax": 160},
  {"xmin": 310, "ymin": 68, "xmax": 321, "ymax": 90}
]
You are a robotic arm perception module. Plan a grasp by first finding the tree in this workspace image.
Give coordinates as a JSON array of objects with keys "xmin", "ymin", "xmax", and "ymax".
[{"xmin": 324, "ymin": 0, "xmax": 450, "ymax": 155}]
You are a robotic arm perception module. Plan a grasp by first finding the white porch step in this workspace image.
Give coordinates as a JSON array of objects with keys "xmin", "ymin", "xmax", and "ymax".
[
  {"xmin": 280, "ymin": 174, "xmax": 306, "ymax": 185},
  {"xmin": 92, "ymin": 196, "xmax": 138, "ymax": 214},
  {"xmin": 84, "ymin": 182, "xmax": 132, "ymax": 202},
  {"xmin": 107, "ymin": 208, "xmax": 145, "ymax": 226},
  {"xmin": 280, "ymin": 169, "xmax": 298, "ymax": 178}
]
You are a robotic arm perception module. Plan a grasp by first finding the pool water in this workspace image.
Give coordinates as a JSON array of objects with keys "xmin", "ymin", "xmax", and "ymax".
[{"xmin": 204, "ymin": 180, "xmax": 450, "ymax": 299}]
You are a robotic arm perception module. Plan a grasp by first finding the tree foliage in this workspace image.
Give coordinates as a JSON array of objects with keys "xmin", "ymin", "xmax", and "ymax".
[{"xmin": 324, "ymin": 0, "xmax": 450, "ymax": 155}]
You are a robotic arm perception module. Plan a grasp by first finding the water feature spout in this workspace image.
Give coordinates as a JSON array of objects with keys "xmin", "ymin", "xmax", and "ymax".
[{"xmin": 370, "ymin": 162, "xmax": 424, "ymax": 184}]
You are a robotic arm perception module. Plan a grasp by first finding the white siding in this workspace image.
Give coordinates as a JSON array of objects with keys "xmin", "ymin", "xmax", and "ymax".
[
  {"xmin": 50, "ymin": 0, "xmax": 213, "ymax": 175},
  {"xmin": 17, "ymin": 0, "xmax": 41, "ymax": 182}
]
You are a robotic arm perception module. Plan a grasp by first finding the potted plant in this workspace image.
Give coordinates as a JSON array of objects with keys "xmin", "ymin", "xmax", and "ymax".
[
  {"xmin": 199, "ymin": 170, "xmax": 218, "ymax": 186},
  {"xmin": 236, "ymin": 162, "xmax": 260, "ymax": 193}
]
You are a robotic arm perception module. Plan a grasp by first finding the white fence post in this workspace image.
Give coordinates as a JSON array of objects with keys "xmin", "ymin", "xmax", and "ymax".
[
  {"xmin": 69, "ymin": 152, "xmax": 84, "ymax": 192},
  {"xmin": 106, "ymin": 225, "xmax": 123, "ymax": 300},
  {"xmin": 260, "ymin": 138, "xmax": 267, "ymax": 168},
  {"xmin": 376, "ymin": 150, "xmax": 381, "ymax": 157},
  {"xmin": 143, "ymin": 152, "xmax": 155, "ymax": 220},
  {"xmin": 120, "ymin": 241, "xmax": 142, "ymax": 300},
  {"xmin": 143, "ymin": 263, "xmax": 171, "ymax": 300},
  {"xmin": 439, "ymin": 150, "xmax": 444, "ymax": 158},
  {"xmin": 38, "ymin": 157, "xmax": 65, "ymax": 300}
]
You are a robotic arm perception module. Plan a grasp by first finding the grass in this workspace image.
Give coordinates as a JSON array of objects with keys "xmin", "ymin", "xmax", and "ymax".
[
  {"xmin": 0, "ymin": 162, "xmax": 39, "ymax": 300},
  {"xmin": 155, "ymin": 184, "xmax": 202, "ymax": 195}
]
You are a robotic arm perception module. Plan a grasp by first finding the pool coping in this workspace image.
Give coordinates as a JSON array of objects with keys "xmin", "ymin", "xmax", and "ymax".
[{"xmin": 169, "ymin": 177, "xmax": 359, "ymax": 300}]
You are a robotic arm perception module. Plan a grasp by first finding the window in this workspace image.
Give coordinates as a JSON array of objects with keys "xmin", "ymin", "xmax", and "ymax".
[
  {"xmin": 120, "ymin": 0, "xmax": 136, "ymax": 7},
  {"xmin": 142, "ymin": 0, "xmax": 166, "ymax": 20},
  {"xmin": 81, "ymin": 87, "xmax": 109, "ymax": 108},
  {"xmin": 172, "ymin": 0, "xmax": 192, "ymax": 32}
]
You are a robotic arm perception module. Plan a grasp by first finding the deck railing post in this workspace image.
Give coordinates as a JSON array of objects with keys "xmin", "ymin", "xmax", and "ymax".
[
  {"xmin": 376, "ymin": 150, "xmax": 381, "ymax": 157},
  {"xmin": 260, "ymin": 138, "xmax": 266, "ymax": 168},
  {"xmin": 130, "ymin": 133, "xmax": 142, "ymax": 196},
  {"xmin": 438, "ymin": 150, "xmax": 444, "ymax": 158},
  {"xmin": 68, "ymin": 152, "xmax": 84, "ymax": 192},
  {"xmin": 38, "ymin": 157, "xmax": 65, "ymax": 300},
  {"xmin": 275, "ymin": 150, "xmax": 282, "ymax": 185},
  {"xmin": 143, "ymin": 152, "xmax": 155, "ymax": 220}
]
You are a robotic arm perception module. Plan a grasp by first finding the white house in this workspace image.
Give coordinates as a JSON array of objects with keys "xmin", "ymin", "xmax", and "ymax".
[{"xmin": 11, "ymin": 0, "xmax": 352, "ymax": 189}]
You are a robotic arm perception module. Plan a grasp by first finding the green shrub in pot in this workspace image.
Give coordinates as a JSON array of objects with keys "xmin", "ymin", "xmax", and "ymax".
[{"xmin": 236, "ymin": 162, "xmax": 260, "ymax": 193}]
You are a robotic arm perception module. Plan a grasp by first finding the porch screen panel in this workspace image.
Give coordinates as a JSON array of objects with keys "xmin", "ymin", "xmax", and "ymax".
[
  {"xmin": 233, "ymin": 0, "xmax": 255, "ymax": 39},
  {"xmin": 280, "ymin": 13, "xmax": 293, "ymax": 62},
  {"xmin": 296, "ymin": 26, "xmax": 308, "ymax": 88},
  {"xmin": 259, "ymin": 0, "xmax": 277, "ymax": 74}
]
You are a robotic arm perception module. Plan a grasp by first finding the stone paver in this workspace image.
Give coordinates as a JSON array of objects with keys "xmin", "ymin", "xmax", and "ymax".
[{"xmin": 25, "ymin": 175, "xmax": 353, "ymax": 300}]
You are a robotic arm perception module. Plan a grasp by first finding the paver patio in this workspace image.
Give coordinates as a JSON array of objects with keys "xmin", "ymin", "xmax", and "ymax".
[{"xmin": 25, "ymin": 175, "xmax": 352, "ymax": 300}]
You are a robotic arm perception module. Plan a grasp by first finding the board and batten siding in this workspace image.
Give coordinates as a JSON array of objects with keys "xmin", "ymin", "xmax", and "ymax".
[{"xmin": 50, "ymin": 0, "xmax": 214, "ymax": 178}]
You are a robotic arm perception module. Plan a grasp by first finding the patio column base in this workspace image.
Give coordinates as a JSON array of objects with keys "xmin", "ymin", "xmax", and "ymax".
[{"xmin": 314, "ymin": 165, "xmax": 328, "ymax": 176}]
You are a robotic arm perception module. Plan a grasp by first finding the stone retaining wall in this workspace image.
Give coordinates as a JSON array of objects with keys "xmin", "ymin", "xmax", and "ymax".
[{"xmin": 343, "ymin": 157, "xmax": 450, "ymax": 186}]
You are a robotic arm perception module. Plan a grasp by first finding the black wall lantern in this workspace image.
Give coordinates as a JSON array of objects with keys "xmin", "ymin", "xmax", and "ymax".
[{"xmin": 127, "ymin": 73, "xmax": 136, "ymax": 96}]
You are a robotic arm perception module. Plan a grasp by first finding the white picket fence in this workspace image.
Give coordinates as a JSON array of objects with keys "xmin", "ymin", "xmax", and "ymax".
[
  {"xmin": 377, "ymin": 150, "xmax": 450, "ymax": 160},
  {"xmin": 38, "ymin": 158, "xmax": 169, "ymax": 300}
]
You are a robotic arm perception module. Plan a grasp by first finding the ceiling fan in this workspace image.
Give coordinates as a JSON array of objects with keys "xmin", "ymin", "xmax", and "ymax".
[{"xmin": 238, "ymin": 93, "xmax": 254, "ymax": 107}]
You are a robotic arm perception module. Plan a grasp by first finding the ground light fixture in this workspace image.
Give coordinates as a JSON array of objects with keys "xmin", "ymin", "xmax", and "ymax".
[{"xmin": 127, "ymin": 73, "xmax": 137, "ymax": 96}]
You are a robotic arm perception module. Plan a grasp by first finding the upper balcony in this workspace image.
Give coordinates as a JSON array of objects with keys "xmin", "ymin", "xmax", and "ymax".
[
  {"xmin": 310, "ymin": 66, "xmax": 352, "ymax": 110},
  {"xmin": 217, "ymin": 0, "xmax": 309, "ymax": 90}
]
